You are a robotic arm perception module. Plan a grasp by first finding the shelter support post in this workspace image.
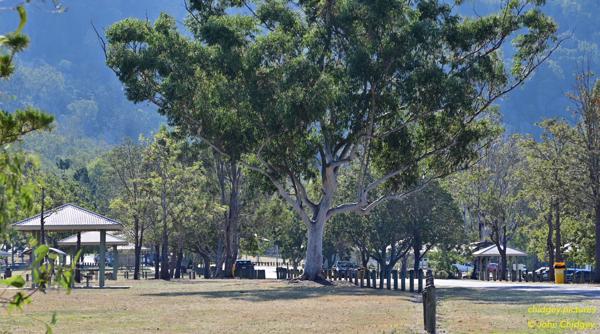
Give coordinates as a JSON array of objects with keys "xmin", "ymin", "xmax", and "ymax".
[
  {"xmin": 31, "ymin": 231, "xmax": 40, "ymax": 288},
  {"xmin": 75, "ymin": 232, "xmax": 81, "ymax": 283},
  {"xmin": 99, "ymin": 230, "xmax": 106, "ymax": 288},
  {"xmin": 112, "ymin": 245, "xmax": 118, "ymax": 281}
]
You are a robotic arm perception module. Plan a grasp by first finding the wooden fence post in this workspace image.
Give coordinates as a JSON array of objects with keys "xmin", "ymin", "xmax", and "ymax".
[
  {"xmin": 417, "ymin": 269, "xmax": 423, "ymax": 293},
  {"xmin": 409, "ymin": 270, "xmax": 414, "ymax": 293},
  {"xmin": 371, "ymin": 270, "xmax": 376, "ymax": 288},
  {"xmin": 359, "ymin": 269, "xmax": 364, "ymax": 287},
  {"xmin": 386, "ymin": 269, "xmax": 391, "ymax": 290},
  {"xmin": 401, "ymin": 270, "xmax": 406, "ymax": 291},
  {"xmin": 354, "ymin": 270, "xmax": 358, "ymax": 286},
  {"xmin": 366, "ymin": 269, "xmax": 371, "ymax": 288},
  {"xmin": 392, "ymin": 270, "xmax": 398, "ymax": 290},
  {"xmin": 423, "ymin": 270, "xmax": 436, "ymax": 334},
  {"xmin": 379, "ymin": 270, "xmax": 384, "ymax": 289}
]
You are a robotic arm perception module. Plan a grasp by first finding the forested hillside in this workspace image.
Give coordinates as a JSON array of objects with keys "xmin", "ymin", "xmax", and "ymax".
[
  {"xmin": 0, "ymin": 0, "xmax": 186, "ymax": 167},
  {"xmin": 462, "ymin": 0, "xmax": 600, "ymax": 132},
  {"xmin": 1, "ymin": 0, "xmax": 599, "ymax": 167}
]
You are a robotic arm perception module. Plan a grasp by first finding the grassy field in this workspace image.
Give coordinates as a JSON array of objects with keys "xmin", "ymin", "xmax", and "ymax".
[{"xmin": 1, "ymin": 278, "xmax": 599, "ymax": 333}]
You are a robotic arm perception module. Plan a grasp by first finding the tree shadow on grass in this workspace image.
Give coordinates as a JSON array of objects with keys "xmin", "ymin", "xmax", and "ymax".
[
  {"xmin": 139, "ymin": 284, "xmax": 421, "ymax": 302},
  {"xmin": 438, "ymin": 287, "xmax": 600, "ymax": 305}
]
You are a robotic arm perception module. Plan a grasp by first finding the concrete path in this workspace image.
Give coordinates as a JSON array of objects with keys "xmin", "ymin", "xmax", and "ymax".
[
  {"xmin": 435, "ymin": 279, "xmax": 600, "ymax": 297},
  {"xmin": 254, "ymin": 266, "xmax": 600, "ymax": 298}
]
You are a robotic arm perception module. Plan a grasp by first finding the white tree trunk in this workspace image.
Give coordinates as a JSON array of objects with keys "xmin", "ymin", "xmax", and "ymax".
[{"xmin": 304, "ymin": 219, "xmax": 325, "ymax": 280}]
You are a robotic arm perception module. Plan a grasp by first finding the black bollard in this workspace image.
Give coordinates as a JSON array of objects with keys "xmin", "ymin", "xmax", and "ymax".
[
  {"xmin": 366, "ymin": 269, "xmax": 371, "ymax": 288},
  {"xmin": 409, "ymin": 270, "xmax": 415, "ymax": 292},
  {"xmin": 360, "ymin": 269, "xmax": 364, "ymax": 288},
  {"xmin": 392, "ymin": 270, "xmax": 398, "ymax": 290},
  {"xmin": 417, "ymin": 269, "xmax": 423, "ymax": 293},
  {"xmin": 379, "ymin": 270, "xmax": 384, "ymax": 289},
  {"xmin": 401, "ymin": 270, "xmax": 406, "ymax": 291},
  {"xmin": 371, "ymin": 271, "xmax": 376, "ymax": 288}
]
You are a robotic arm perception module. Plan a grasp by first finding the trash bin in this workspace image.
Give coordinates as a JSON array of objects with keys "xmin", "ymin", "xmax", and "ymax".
[{"xmin": 554, "ymin": 262, "xmax": 566, "ymax": 284}]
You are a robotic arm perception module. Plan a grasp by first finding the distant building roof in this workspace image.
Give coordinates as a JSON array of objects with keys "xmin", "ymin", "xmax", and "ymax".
[
  {"xmin": 22, "ymin": 247, "xmax": 67, "ymax": 256},
  {"xmin": 472, "ymin": 245, "xmax": 528, "ymax": 257},
  {"xmin": 57, "ymin": 231, "xmax": 128, "ymax": 247},
  {"xmin": 12, "ymin": 204, "xmax": 123, "ymax": 232}
]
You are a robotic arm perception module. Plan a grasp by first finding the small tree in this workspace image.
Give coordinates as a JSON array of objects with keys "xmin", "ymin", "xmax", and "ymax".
[
  {"xmin": 463, "ymin": 137, "xmax": 530, "ymax": 280},
  {"xmin": 403, "ymin": 182, "xmax": 464, "ymax": 273},
  {"xmin": 141, "ymin": 128, "xmax": 186, "ymax": 280},
  {"xmin": 570, "ymin": 72, "xmax": 600, "ymax": 282},
  {"xmin": 520, "ymin": 119, "xmax": 580, "ymax": 280},
  {"xmin": 105, "ymin": 138, "xmax": 149, "ymax": 280}
]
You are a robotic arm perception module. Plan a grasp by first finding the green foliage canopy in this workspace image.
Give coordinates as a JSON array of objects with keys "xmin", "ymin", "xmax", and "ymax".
[{"xmin": 105, "ymin": 0, "xmax": 558, "ymax": 279}]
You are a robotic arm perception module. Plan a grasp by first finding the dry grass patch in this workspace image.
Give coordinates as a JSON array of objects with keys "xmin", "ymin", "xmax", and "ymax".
[
  {"xmin": 438, "ymin": 287, "xmax": 600, "ymax": 334},
  {"xmin": 1, "ymin": 279, "xmax": 423, "ymax": 334},
  {"xmin": 2, "ymin": 279, "xmax": 600, "ymax": 333}
]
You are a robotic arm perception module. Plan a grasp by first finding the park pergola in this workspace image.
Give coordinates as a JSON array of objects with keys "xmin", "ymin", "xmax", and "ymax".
[
  {"xmin": 12, "ymin": 203, "xmax": 123, "ymax": 288},
  {"xmin": 473, "ymin": 245, "xmax": 528, "ymax": 279},
  {"xmin": 58, "ymin": 231, "xmax": 128, "ymax": 281}
]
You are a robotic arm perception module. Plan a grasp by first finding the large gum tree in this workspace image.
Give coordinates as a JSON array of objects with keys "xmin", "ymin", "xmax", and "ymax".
[{"xmin": 104, "ymin": 0, "xmax": 558, "ymax": 280}]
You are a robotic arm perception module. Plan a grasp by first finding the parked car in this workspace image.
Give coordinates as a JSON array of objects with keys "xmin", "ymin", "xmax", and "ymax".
[
  {"xmin": 452, "ymin": 263, "xmax": 474, "ymax": 273},
  {"xmin": 535, "ymin": 267, "xmax": 549, "ymax": 281},
  {"xmin": 563, "ymin": 268, "xmax": 589, "ymax": 282},
  {"xmin": 234, "ymin": 260, "xmax": 255, "ymax": 278},
  {"xmin": 574, "ymin": 269, "xmax": 592, "ymax": 282},
  {"xmin": 332, "ymin": 261, "xmax": 356, "ymax": 277}
]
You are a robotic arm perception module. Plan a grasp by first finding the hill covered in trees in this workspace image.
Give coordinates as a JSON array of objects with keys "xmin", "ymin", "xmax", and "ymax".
[
  {"xmin": 1, "ymin": 0, "xmax": 599, "ymax": 167},
  {"xmin": 0, "ymin": 0, "xmax": 186, "ymax": 167}
]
